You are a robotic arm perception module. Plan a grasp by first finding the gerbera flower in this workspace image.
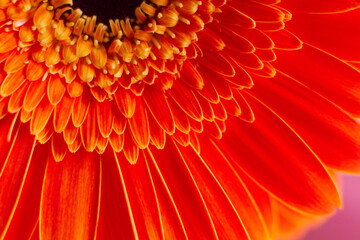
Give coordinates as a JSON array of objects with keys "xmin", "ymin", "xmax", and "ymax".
[{"xmin": 0, "ymin": 0, "xmax": 359, "ymax": 239}]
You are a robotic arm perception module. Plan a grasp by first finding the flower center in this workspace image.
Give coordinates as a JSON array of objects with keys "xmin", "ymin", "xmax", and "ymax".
[{"xmin": 72, "ymin": 0, "xmax": 144, "ymax": 23}]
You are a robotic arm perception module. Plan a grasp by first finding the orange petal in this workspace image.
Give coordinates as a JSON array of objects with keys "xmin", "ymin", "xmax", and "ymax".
[
  {"xmin": 1, "ymin": 69, "xmax": 26, "ymax": 97},
  {"xmin": 112, "ymin": 104, "xmax": 126, "ymax": 135},
  {"xmin": 51, "ymin": 133, "xmax": 68, "ymax": 162},
  {"xmin": 30, "ymin": 97, "xmax": 54, "ymax": 135},
  {"xmin": 114, "ymin": 87, "xmax": 136, "ymax": 118},
  {"xmin": 0, "ymin": 31, "xmax": 17, "ymax": 53},
  {"xmin": 36, "ymin": 115, "xmax": 54, "ymax": 144},
  {"xmin": 90, "ymin": 86, "xmax": 107, "ymax": 102},
  {"xmin": 108, "ymin": 131, "xmax": 124, "ymax": 152},
  {"xmin": 90, "ymin": 44, "xmax": 107, "ymax": 69},
  {"xmin": 40, "ymin": 149, "xmax": 100, "ymax": 240},
  {"xmin": 80, "ymin": 101, "xmax": 99, "ymax": 152},
  {"xmin": 66, "ymin": 79, "xmax": 84, "ymax": 98},
  {"xmin": 72, "ymin": 91, "xmax": 90, "ymax": 127},
  {"xmin": 23, "ymin": 77, "xmax": 47, "ymax": 112},
  {"xmin": 63, "ymin": 120, "xmax": 78, "ymax": 145},
  {"xmin": 77, "ymin": 58, "xmax": 95, "ymax": 82},
  {"xmin": 33, "ymin": 3, "xmax": 54, "ymax": 29},
  {"xmin": 96, "ymin": 100, "xmax": 114, "ymax": 138},
  {"xmin": 4, "ymin": 50, "xmax": 30, "ymax": 73},
  {"xmin": 7, "ymin": 81, "xmax": 29, "ymax": 113},
  {"xmin": 53, "ymin": 93, "xmax": 74, "ymax": 133},
  {"xmin": 26, "ymin": 60, "xmax": 47, "ymax": 81},
  {"xmin": 123, "ymin": 128, "xmax": 140, "ymax": 164},
  {"xmin": 47, "ymin": 75, "xmax": 66, "ymax": 105},
  {"xmin": 76, "ymin": 36, "xmax": 93, "ymax": 58}
]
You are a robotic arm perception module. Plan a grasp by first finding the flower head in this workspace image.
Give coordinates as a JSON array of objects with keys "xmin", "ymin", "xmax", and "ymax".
[{"xmin": 0, "ymin": 0, "xmax": 360, "ymax": 239}]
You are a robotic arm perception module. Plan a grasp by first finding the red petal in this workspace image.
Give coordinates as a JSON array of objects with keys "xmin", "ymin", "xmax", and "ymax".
[
  {"xmin": 118, "ymin": 151, "xmax": 164, "ymax": 239},
  {"xmin": 281, "ymin": 0, "xmax": 360, "ymax": 13},
  {"xmin": 266, "ymin": 29, "xmax": 303, "ymax": 50},
  {"xmin": 168, "ymin": 81, "xmax": 203, "ymax": 121},
  {"xmin": 198, "ymin": 136, "xmax": 271, "ymax": 240},
  {"xmin": 274, "ymin": 44, "xmax": 360, "ymax": 117},
  {"xmin": 143, "ymin": 150, "xmax": 189, "ymax": 239},
  {"xmin": 3, "ymin": 143, "xmax": 50, "ymax": 240},
  {"xmin": 229, "ymin": 0, "xmax": 285, "ymax": 22},
  {"xmin": 167, "ymin": 97, "xmax": 191, "ymax": 134},
  {"xmin": 148, "ymin": 142, "xmax": 218, "ymax": 238},
  {"xmin": 250, "ymin": 72, "xmax": 360, "ymax": 173},
  {"xmin": 287, "ymin": 9, "xmax": 360, "ymax": 61},
  {"xmin": 0, "ymin": 124, "xmax": 35, "ymax": 235},
  {"xmin": 148, "ymin": 110, "xmax": 166, "ymax": 150},
  {"xmin": 127, "ymin": 98, "xmax": 150, "ymax": 149},
  {"xmin": 217, "ymin": 97, "xmax": 341, "ymax": 215},
  {"xmin": 96, "ymin": 150, "xmax": 138, "ymax": 239},
  {"xmin": 40, "ymin": 149, "xmax": 100, "ymax": 239},
  {"xmin": 179, "ymin": 144, "xmax": 251, "ymax": 240},
  {"xmin": 179, "ymin": 60, "xmax": 204, "ymax": 89},
  {"xmin": 143, "ymin": 84, "xmax": 175, "ymax": 134}
]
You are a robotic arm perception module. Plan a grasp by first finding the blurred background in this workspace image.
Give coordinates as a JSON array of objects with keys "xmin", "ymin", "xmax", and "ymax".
[{"xmin": 303, "ymin": 174, "xmax": 360, "ymax": 240}]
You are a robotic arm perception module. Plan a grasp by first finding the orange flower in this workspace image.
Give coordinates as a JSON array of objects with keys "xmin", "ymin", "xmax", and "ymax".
[{"xmin": 0, "ymin": 0, "xmax": 359, "ymax": 239}]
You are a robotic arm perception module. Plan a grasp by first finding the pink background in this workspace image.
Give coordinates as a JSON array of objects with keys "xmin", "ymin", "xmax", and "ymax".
[{"xmin": 302, "ymin": 174, "xmax": 360, "ymax": 240}]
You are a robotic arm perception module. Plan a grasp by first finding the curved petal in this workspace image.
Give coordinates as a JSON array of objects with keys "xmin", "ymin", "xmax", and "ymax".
[
  {"xmin": 274, "ymin": 44, "xmax": 360, "ymax": 117},
  {"xmin": 250, "ymin": 72, "xmax": 360, "ymax": 173},
  {"xmin": 216, "ymin": 96, "xmax": 341, "ymax": 215}
]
